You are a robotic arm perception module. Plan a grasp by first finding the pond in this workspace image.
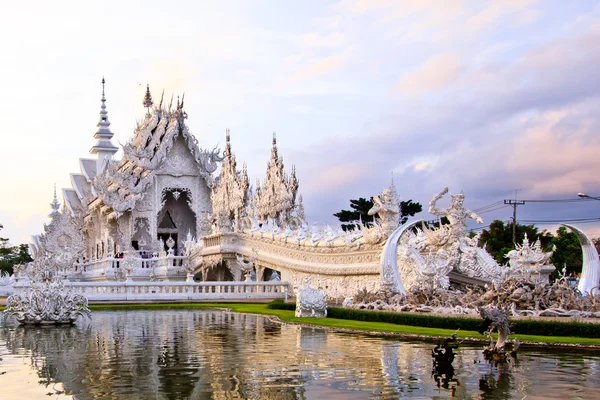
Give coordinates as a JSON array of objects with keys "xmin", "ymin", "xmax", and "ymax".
[{"xmin": 0, "ymin": 310, "xmax": 598, "ymax": 399}]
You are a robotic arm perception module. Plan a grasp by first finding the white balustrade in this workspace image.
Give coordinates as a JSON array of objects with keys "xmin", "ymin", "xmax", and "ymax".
[{"xmin": 13, "ymin": 281, "xmax": 289, "ymax": 301}]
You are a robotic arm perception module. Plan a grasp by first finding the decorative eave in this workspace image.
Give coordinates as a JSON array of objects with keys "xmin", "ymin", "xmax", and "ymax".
[
  {"xmin": 62, "ymin": 188, "xmax": 82, "ymax": 216},
  {"xmin": 70, "ymin": 173, "xmax": 93, "ymax": 202},
  {"xmin": 79, "ymin": 158, "xmax": 98, "ymax": 182}
]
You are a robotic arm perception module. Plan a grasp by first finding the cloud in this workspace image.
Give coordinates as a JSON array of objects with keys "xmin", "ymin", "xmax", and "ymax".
[
  {"xmin": 285, "ymin": 51, "xmax": 350, "ymax": 84},
  {"xmin": 303, "ymin": 164, "xmax": 367, "ymax": 192},
  {"xmin": 295, "ymin": 18, "xmax": 600, "ymax": 230},
  {"xmin": 465, "ymin": 0, "xmax": 540, "ymax": 34},
  {"xmin": 335, "ymin": 0, "xmax": 399, "ymax": 15},
  {"xmin": 413, "ymin": 162, "xmax": 431, "ymax": 172},
  {"xmin": 302, "ymin": 31, "xmax": 345, "ymax": 48},
  {"xmin": 394, "ymin": 52, "xmax": 464, "ymax": 94}
]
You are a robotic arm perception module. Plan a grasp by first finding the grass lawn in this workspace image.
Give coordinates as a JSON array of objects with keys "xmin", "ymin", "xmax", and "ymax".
[{"xmin": 85, "ymin": 302, "xmax": 600, "ymax": 347}]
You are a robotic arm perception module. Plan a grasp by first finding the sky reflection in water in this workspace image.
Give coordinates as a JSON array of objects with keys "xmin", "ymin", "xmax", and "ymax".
[{"xmin": 0, "ymin": 310, "xmax": 599, "ymax": 399}]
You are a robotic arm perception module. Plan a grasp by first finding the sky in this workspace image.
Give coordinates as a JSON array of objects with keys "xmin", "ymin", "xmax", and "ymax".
[{"xmin": 1, "ymin": 0, "xmax": 600, "ymax": 244}]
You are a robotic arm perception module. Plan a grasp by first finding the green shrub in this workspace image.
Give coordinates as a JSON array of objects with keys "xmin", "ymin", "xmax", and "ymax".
[
  {"xmin": 267, "ymin": 300, "xmax": 296, "ymax": 311},
  {"xmin": 326, "ymin": 308, "xmax": 600, "ymax": 338}
]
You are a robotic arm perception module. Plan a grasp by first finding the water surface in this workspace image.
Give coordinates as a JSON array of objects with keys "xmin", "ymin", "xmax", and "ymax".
[{"xmin": 0, "ymin": 310, "xmax": 598, "ymax": 399}]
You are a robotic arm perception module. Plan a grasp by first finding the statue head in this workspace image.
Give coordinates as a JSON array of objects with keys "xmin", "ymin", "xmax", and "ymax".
[
  {"xmin": 380, "ymin": 188, "xmax": 392, "ymax": 203},
  {"xmin": 450, "ymin": 191, "xmax": 465, "ymax": 207}
]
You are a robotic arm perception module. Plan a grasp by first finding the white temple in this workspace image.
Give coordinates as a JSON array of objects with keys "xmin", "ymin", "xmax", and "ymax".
[
  {"xmin": 9, "ymin": 79, "xmax": 569, "ymax": 303},
  {"xmin": 27, "ymin": 80, "xmax": 306, "ymax": 287}
]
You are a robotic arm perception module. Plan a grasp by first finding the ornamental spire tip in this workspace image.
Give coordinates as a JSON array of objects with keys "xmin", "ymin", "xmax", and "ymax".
[{"xmin": 143, "ymin": 83, "xmax": 153, "ymax": 108}]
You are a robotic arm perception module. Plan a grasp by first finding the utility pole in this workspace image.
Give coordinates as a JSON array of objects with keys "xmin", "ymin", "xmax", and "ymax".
[{"xmin": 504, "ymin": 199, "xmax": 525, "ymax": 244}]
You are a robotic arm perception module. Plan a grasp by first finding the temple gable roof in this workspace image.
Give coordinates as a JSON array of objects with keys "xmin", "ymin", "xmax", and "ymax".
[{"xmin": 86, "ymin": 90, "xmax": 222, "ymax": 218}]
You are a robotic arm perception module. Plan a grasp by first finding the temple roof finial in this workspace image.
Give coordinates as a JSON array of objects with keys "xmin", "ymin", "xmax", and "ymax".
[
  {"xmin": 143, "ymin": 83, "xmax": 153, "ymax": 108},
  {"xmin": 272, "ymin": 132, "xmax": 277, "ymax": 146},
  {"xmin": 90, "ymin": 77, "xmax": 118, "ymax": 168},
  {"xmin": 226, "ymin": 128, "xmax": 230, "ymax": 143},
  {"xmin": 49, "ymin": 183, "xmax": 60, "ymax": 217}
]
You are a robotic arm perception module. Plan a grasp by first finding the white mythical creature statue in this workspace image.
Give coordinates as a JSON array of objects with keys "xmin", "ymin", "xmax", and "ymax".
[
  {"xmin": 295, "ymin": 278, "xmax": 327, "ymax": 318},
  {"xmin": 428, "ymin": 187, "xmax": 483, "ymax": 245},
  {"xmin": 364, "ymin": 184, "xmax": 401, "ymax": 244},
  {"xmin": 282, "ymin": 226, "xmax": 294, "ymax": 243},
  {"xmin": 309, "ymin": 224, "xmax": 323, "ymax": 246},
  {"xmin": 323, "ymin": 225, "xmax": 338, "ymax": 246},
  {"xmin": 478, "ymin": 307, "xmax": 518, "ymax": 361},
  {"xmin": 380, "ymin": 188, "xmax": 507, "ymax": 295},
  {"xmin": 427, "ymin": 187, "xmax": 505, "ymax": 283},
  {"xmin": 236, "ymin": 254, "xmax": 256, "ymax": 281}
]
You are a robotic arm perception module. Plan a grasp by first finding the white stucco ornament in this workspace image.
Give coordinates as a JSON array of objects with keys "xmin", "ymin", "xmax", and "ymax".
[
  {"xmin": 505, "ymin": 234, "xmax": 555, "ymax": 282},
  {"xmin": 295, "ymin": 279, "xmax": 327, "ymax": 318},
  {"xmin": 5, "ymin": 279, "xmax": 91, "ymax": 325}
]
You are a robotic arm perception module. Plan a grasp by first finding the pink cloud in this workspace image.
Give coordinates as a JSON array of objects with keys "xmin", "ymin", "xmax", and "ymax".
[
  {"xmin": 465, "ymin": 0, "xmax": 539, "ymax": 34},
  {"xmin": 285, "ymin": 51, "xmax": 350, "ymax": 84},
  {"xmin": 394, "ymin": 52, "xmax": 464, "ymax": 94},
  {"xmin": 304, "ymin": 164, "xmax": 367, "ymax": 192}
]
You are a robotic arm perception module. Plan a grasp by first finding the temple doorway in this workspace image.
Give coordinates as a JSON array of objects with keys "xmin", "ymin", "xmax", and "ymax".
[{"xmin": 157, "ymin": 189, "xmax": 196, "ymax": 254}]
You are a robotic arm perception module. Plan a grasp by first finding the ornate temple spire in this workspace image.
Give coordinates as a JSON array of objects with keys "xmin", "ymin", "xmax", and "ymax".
[
  {"xmin": 49, "ymin": 184, "xmax": 60, "ymax": 217},
  {"xmin": 143, "ymin": 84, "xmax": 153, "ymax": 108},
  {"xmin": 211, "ymin": 130, "xmax": 249, "ymax": 232},
  {"xmin": 90, "ymin": 77, "xmax": 119, "ymax": 172},
  {"xmin": 389, "ymin": 172, "xmax": 398, "ymax": 203},
  {"xmin": 254, "ymin": 134, "xmax": 299, "ymax": 227},
  {"xmin": 224, "ymin": 128, "xmax": 231, "ymax": 158}
]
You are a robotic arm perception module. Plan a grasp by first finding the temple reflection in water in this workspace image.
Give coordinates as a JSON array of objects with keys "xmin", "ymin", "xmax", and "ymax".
[{"xmin": 1, "ymin": 310, "xmax": 600, "ymax": 399}]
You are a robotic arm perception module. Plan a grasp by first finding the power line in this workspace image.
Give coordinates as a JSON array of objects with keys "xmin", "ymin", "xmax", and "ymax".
[
  {"xmin": 473, "ymin": 200, "xmax": 504, "ymax": 213},
  {"xmin": 520, "ymin": 198, "xmax": 595, "ymax": 203},
  {"xmin": 520, "ymin": 217, "xmax": 600, "ymax": 224},
  {"xmin": 476, "ymin": 204, "xmax": 511, "ymax": 215}
]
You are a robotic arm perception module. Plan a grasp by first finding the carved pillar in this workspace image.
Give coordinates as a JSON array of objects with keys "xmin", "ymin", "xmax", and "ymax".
[
  {"xmin": 255, "ymin": 264, "xmax": 265, "ymax": 282},
  {"xmin": 117, "ymin": 213, "xmax": 134, "ymax": 253}
]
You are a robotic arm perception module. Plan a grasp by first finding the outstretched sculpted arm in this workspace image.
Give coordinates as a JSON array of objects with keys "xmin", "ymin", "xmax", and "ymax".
[
  {"xmin": 429, "ymin": 187, "xmax": 449, "ymax": 216},
  {"xmin": 467, "ymin": 210, "xmax": 484, "ymax": 224},
  {"xmin": 368, "ymin": 194, "xmax": 383, "ymax": 216}
]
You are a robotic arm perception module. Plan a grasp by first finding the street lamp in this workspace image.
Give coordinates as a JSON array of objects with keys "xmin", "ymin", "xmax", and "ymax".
[{"xmin": 578, "ymin": 193, "xmax": 600, "ymax": 200}]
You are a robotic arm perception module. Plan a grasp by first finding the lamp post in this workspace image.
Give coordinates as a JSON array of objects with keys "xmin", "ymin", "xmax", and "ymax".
[{"xmin": 578, "ymin": 193, "xmax": 600, "ymax": 201}]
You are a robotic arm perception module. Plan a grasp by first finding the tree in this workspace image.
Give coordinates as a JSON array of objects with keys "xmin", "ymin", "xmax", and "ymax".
[
  {"xmin": 478, "ymin": 220, "xmax": 553, "ymax": 265},
  {"xmin": 334, "ymin": 197, "xmax": 422, "ymax": 231},
  {"xmin": 551, "ymin": 226, "xmax": 582, "ymax": 275},
  {"xmin": 0, "ymin": 225, "xmax": 33, "ymax": 275}
]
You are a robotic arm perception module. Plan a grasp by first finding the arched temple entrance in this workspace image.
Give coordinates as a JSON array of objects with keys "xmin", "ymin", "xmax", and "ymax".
[{"xmin": 157, "ymin": 189, "xmax": 196, "ymax": 254}]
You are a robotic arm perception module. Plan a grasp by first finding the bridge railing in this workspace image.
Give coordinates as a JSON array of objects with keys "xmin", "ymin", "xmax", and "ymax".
[{"xmin": 36, "ymin": 281, "xmax": 290, "ymax": 301}]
